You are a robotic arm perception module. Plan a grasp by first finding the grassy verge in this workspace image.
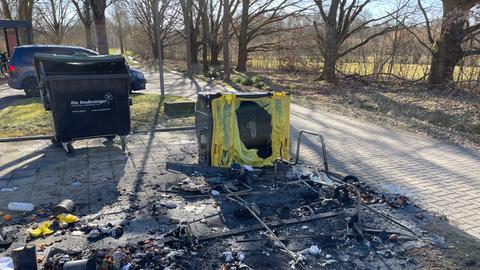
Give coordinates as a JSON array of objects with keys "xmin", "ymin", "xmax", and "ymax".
[{"xmin": 0, "ymin": 93, "xmax": 194, "ymax": 138}]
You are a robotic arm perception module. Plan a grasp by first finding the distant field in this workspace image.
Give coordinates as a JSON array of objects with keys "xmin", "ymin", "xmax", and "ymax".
[{"xmin": 247, "ymin": 58, "xmax": 480, "ymax": 82}]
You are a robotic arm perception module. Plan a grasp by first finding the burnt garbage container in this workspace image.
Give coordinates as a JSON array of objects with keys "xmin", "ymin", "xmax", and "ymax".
[{"xmin": 34, "ymin": 53, "xmax": 131, "ymax": 153}]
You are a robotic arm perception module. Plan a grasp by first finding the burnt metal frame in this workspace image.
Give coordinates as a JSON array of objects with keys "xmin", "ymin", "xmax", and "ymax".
[
  {"xmin": 0, "ymin": 20, "xmax": 34, "ymax": 58},
  {"xmin": 294, "ymin": 130, "xmax": 328, "ymax": 172}
]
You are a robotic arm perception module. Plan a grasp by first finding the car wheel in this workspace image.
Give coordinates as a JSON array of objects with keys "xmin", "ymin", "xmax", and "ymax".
[{"xmin": 23, "ymin": 78, "xmax": 41, "ymax": 97}]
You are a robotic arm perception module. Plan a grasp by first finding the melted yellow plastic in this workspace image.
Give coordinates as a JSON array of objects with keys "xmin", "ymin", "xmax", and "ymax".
[{"xmin": 211, "ymin": 92, "xmax": 290, "ymax": 167}]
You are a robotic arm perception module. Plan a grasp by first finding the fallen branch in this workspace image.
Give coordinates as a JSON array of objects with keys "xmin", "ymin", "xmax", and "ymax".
[
  {"xmin": 236, "ymin": 234, "xmax": 334, "ymax": 243},
  {"xmin": 198, "ymin": 211, "xmax": 341, "ymax": 242}
]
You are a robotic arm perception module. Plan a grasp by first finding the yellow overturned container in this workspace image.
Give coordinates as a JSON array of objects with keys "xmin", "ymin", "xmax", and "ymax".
[{"xmin": 195, "ymin": 91, "xmax": 290, "ymax": 167}]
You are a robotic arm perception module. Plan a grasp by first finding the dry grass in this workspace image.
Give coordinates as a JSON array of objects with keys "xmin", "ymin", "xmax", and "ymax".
[{"xmin": 247, "ymin": 58, "xmax": 480, "ymax": 82}]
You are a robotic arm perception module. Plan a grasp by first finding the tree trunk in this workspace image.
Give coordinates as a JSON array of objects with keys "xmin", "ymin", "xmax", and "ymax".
[
  {"xmin": 94, "ymin": 16, "xmax": 109, "ymax": 55},
  {"xmin": 428, "ymin": 2, "xmax": 468, "ymax": 85},
  {"xmin": 16, "ymin": 0, "xmax": 34, "ymax": 43},
  {"xmin": 222, "ymin": 0, "xmax": 230, "ymax": 81},
  {"xmin": 181, "ymin": 0, "xmax": 193, "ymax": 76},
  {"xmin": 236, "ymin": 0, "xmax": 249, "ymax": 72},
  {"xmin": 321, "ymin": 53, "xmax": 337, "ymax": 83},
  {"xmin": 191, "ymin": 24, "xmax": 199, "ymax": 63},
  {"xmin": 199, "ymin": 0, "xmax": 209, "ymax": 73},
  {"xmin": 211, "ymin": 45, "xmax": 220, "ymax": 65},
  {"xmin": 90, "ymin": 0, "xmax": 108, "ymax": 55},
  {"xmin": 1, "ymin": 0, "xmax": 12, "ymax": 19},
  {"xmin": 151, "ymin": 40, "xmax": 158, "ymax": 59},
  {"xmin": 320, "ymin": 21, "xmax": 339, "ymax": 83},
  {"xmin": 17, "ymin": 0, "xmax": 34, "ymax": 20},
  {"xmin": 119, "ymin": 32, "xmax": 125, "ymax": 55},
  {"xmin": 85, "ymin": 23, "xmax": 95, "ymax": 50}
]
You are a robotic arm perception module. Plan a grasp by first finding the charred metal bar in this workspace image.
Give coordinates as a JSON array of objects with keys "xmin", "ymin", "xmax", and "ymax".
[
  {"xmin": 294, "ymin": 130, "xmax": 328, "ymax": 173},
  {"xmin": 225, "ymin": 187, "xmax": 302, "ymax": 266},
  {"xmin": 198, "ymin": 211, "xmax": 341, "ymax": 242}
]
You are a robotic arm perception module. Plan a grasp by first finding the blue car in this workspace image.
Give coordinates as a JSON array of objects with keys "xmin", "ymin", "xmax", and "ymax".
[{"xmin": 8, "ymin": 45, "xmax": 146, "ymax": 97}]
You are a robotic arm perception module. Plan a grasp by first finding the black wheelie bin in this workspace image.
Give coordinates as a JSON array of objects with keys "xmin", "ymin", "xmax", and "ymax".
[{"xmin": 34, "ymin": 53, "xmax": 132, "ymax": 153}]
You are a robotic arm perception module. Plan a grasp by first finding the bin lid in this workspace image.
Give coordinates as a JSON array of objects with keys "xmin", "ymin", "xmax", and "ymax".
[{"xmin": 34, "ymin": 53, "xmax": 130, "ymax": 79}]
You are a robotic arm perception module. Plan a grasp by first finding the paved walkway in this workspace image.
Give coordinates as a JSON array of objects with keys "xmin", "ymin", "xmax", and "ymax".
[{"xmin": 1, "ymin": 70, "xmax": 480, "ymax": 240}]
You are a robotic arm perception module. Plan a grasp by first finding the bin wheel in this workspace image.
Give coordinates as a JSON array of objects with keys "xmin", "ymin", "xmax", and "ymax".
[
  {"xmin": 51, "ymin": 136, "xmax": 60, "ymax": 145},
  {"xmin": 120, "ymin": 136, "xmax": 126, "ymax": 151},
  {"xmin": 23, "ymin": 77, "xmax": 41, "ymax": 97},
  {"xmin": 66, "ymin": 144, "xmax": 75, "ymax": 154},
  {"xmin": 105, "ymin": 135, "xmax": 115, "ymax": 141},
  {"xmin": 62, "ymin": 142, "xmax": 75, "ymax": 154}
]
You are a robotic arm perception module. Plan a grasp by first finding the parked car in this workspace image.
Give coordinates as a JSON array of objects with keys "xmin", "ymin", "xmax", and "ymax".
[{"xmin": 8, "ymin": 45, "xmax": 146, "ymax": 97}]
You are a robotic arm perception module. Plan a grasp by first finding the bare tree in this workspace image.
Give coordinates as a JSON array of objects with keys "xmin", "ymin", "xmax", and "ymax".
[
  {"xmin": 1, "ymin": 0, "xmax": 35, "ymax": 42},
  {"xmin": 209, "ymin": 0, "xmax": 223, "ymax": 65},
  {"xmin": 128, "ymin": 0, "xmax": 180, "ymax": 59},
  {"xmin": 313, "ymin": 0, "xmax": 407, "ymax": 83},
  {"xmin": 418, "ymin": 0, "xmax": 480, "ymax": 85},
  {"xmin": 34, "ymin": 0, "xmax": 78, "ymax": 44},
  {"xmin": 180, "ymin": 0, "xmax": 193, "ymax": 75},
  {"xmin": 206, "ymin": 0, "xmax": 239, "ymax": 65},
  {"xmin": 234, "ymin": 0, "xmax": 306, "ymax": 72},
  {"xmin": 1, "ymin": 0, "xmax": 13, "ymax": 19},
  {"xmin": 90, "ymin": 0, "xmax": 111, "ymax": 54},
  {"xmin": 71, "ymin": 0, "xmax": 95, "ymax": 49},
  {"xmin": 111, "ymin": 1, "xmax": 127, "ymax": 54},
  {"xmin": 199, "ymin": 0, "xmax": 208, "ymax": 73},
  {"xmin": 223, "ymin": 0, "xmax": 231, "ymax": 80}
]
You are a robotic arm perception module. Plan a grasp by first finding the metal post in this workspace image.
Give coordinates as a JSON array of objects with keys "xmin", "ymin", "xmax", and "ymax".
[
  {"xmin": 27, "ymin": 27, "xmax": 33, "ymax": 44},
  {"xmin": 153, "ymin": 0, "xmax": 165, "ymax": 97},
  {"xmin": 294, "ymin": 130, "xmax": 329, "ymax": 173},
  {"xmin": 3, "ymin": 28, "xmax": 10, "ymax": 57},
  {"xmin": 14, "ymin": 28, "xmax": 19, "ymax": 46},
  {"xmin": 222, "ymin": 0, "xmax": 230, "ymax": 81}
]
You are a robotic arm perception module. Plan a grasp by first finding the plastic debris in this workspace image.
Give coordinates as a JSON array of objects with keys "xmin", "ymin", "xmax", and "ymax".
[
  {"xmin": 242, "ymin": 165, "xmax": 254, "ymax": 171},
  {"xmin": 27, "ymin": 222, "xmax": 54, "ymax": 238},
  {"xmin": 159, "ymin": 201, "xmax": 177, "ymax": 209},
  {"xmin": 71, "ymin": 231, "xmax": 84, "ymax": 236},
  {"xmin": 236, "ymin": 252, "xmax": 245, "ymax": 261},
  {"xmin": 0, "ymin": 257, "xmax": 13, "ymax": 270},
  {"xmin": 113, "ymin": 250, "xmax": 126, "ymax": 268},
  {"xmin": 320, "ymin": 259, "xmax": 337, "ymax": 266},
  {"xmin": 305, "ymin": 245, "xmax": 321, "ymax": 256},
  {"xmin": 388, "ymin": 234, "xmax": 399, "ymax": 242},
  {"xmin": 8, "ymin": 202, "xmax": 34, "ymax": 212},
  {"xmin": 58, "ymin": 221, "xmax": 69, "ymax": 229},
  {"xmin": 57, "ymin": 213, "xmax": 79, "ymax": 224},
  {"xmin": 71, "ymin": 180, "xmax": 81, "ymax": 187},
  {"xmin": 87, "ymin": 224, "xmax": 124, "ymax": 240},
  {"xmin": 0, "ymin": 187, "xmax": 18, "ymax": 192},
  {"xmin": 2, "ymin": 215, "xmax": 12, "ymax": 222},
  {"xmin": 211, "ymin": 190, "xmax": 220, "ymax": 196},
  {"xmin": 87, "ymin": 230, "xmax": 101, "ymax": 240},
  {"xmin": 222, "ymin": 251, "xmax": 234, "ymax": 262}
]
